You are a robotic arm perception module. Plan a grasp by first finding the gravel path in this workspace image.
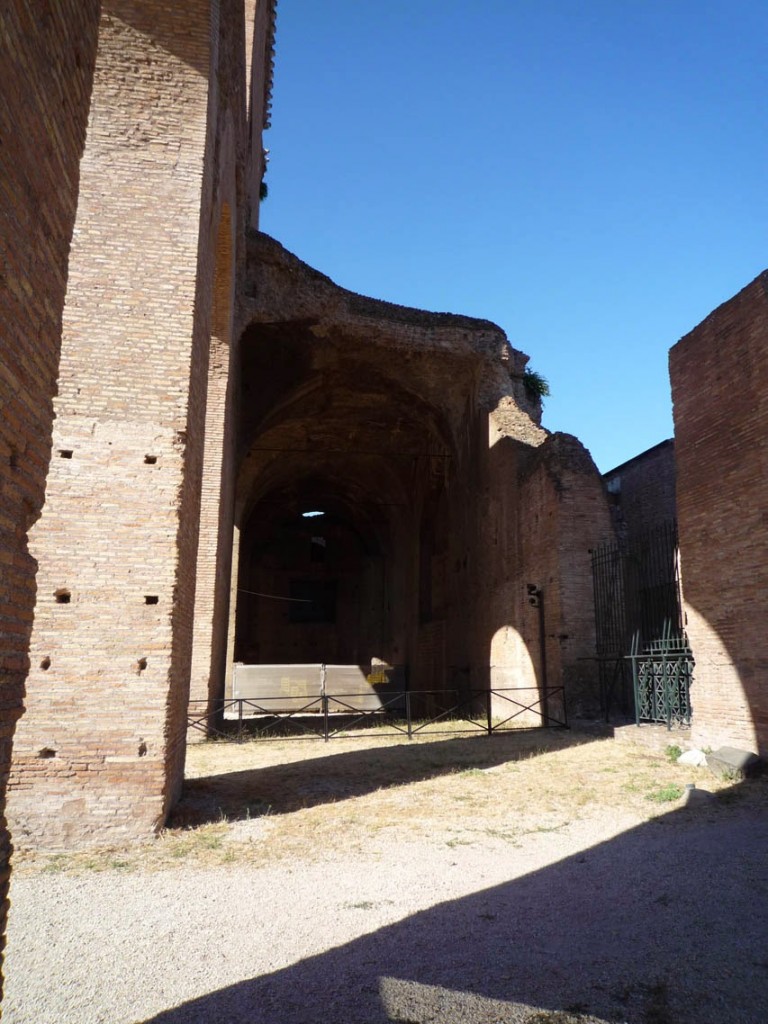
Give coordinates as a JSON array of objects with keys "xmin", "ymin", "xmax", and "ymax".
[{"xmin": 4, "ymin": 799, "xmax": 768, "ymax": 1024}]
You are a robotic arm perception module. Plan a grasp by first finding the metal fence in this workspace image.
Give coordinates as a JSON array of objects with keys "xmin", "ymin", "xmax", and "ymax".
[
  {"xmin": 187, "ymin": 684, "xmax": 568, "ymax": 743},
  {"xmin": 591, "ymin": 520, "xmax": 693, "ymax": 725},
  {"xmin": 627, "ymin": 624, "xmax": 693, "ymax": 729}
]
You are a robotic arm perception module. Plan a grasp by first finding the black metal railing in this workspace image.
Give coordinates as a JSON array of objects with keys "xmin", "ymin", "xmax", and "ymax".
[{"xmin": 187, "ymin": 686, "xmax": 568, "ymax": 743}]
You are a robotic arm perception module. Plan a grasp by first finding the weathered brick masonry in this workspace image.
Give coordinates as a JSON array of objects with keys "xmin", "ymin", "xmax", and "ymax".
[
  {"xmin": 0, "ymin": 0, "xmax": 101, "ymax": 989},
  {"xmin": 6, "ymin": 0, "xmax": 268, "ymax": 851},
  {"xmin": 234, "ymin": 235, "xmax": 613, "ymax": 726},
  {"xmin": 480, "ymin": 427, "xmax": 611, "ymax": 719},
  {"xmin": 188, "ymin": 0, "xmax": 275, "ymax": 731},
  {"xmin": 3, "ymin": 0, "xmax": 611, "ymax": 921},
  {"xmin": 602, "ymin": 438, "xmax": 676, "ymax": 542},
  {"xmin": 670, "ymin": 272, "xmax": 768, "ymax": 754}
]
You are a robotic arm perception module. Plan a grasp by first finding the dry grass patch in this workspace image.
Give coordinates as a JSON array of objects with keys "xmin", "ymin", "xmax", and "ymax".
[{"xmin": 16, "ymin": 726, "xmax": 762, "ymax": 876}]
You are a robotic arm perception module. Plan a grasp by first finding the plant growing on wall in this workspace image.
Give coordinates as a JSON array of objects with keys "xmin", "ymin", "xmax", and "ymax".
[{"xmin": 523, "ymin": 368, "xmax": 550, "ymax": 403}]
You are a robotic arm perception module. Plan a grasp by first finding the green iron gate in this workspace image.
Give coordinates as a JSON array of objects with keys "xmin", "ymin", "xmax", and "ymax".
[
  {"xmin": 591, "ymin": 520, "xmax": 693, "ymax": 726},
  {"xmin": 627, "ymin": 621, "xmax": 692, "ymax": 728}
]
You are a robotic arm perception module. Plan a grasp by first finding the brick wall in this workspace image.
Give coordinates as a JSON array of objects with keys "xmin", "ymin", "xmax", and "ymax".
[
  {"xmin": 188, "ymin": 2, "xmax": 245, "ymax": 734},
  {"xmin": 475, "ymin": 407, "xmax": 612, "ymax": 722},
  {"xmin": 0, "ymin": 0, "xmax": 101, "ymax": 992},
  {"xmin": 7, "ymin": 0, "xmax": 225, "ymax": 849},
  {"xmin": 188, "ymin": 202, "xmax": 237, "ymax": 727},
  {"xmin": 548, "ymin": 435, "xmax": 616, "ymax": 715},
  {"xmin": 670, "ymin": 272, "xmax": 768, "ymax": 754},
  {"xmin": 515, "ymin": 433, "xmax": 613, "ymax": 718},
  {"xmin": 244, "ymin": 0, "xmax": 277, "ymax": 225},
  {"xmin": 603, "ymin": 439, "xmax": 676, "ymax": 542}
]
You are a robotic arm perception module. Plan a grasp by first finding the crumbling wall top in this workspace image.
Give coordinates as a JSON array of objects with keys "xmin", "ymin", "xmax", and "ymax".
[{"xmin": 244, "ymin": 231, "xmax": 530, "ymax": 378}]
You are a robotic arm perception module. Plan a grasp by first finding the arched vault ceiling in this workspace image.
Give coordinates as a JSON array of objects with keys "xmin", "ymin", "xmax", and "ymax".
[
  {"xmin": 235, "ymin": 233, "xmax": 545, "ymax": 518},
  {"xmin": 238, "ymin": 321, "xmax": 479, "ymax": 462}
]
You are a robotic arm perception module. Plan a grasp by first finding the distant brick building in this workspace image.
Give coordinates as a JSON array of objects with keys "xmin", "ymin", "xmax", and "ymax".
[
  {"xmin": 598, "ymin": 278, "xmax": 768, "ymax": 757},
  {"xmin": 603, "ymin": 439, "xmax": 676, "ymax": 543}
]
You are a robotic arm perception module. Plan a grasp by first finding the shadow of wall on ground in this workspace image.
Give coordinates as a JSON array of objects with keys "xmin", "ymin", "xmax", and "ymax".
[
  {"xmin": 152, "ymin": 780, "xmax": 768, "ymax": 1024},
  {"xmin": 172, "ymin": 728, "xmax": 601, "ymax": 826}
]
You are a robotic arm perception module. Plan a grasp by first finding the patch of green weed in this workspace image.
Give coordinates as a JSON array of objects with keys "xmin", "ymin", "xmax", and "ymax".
[
  {"xmin": 41, "ymin": 855, "xmax": 67, "ymax": 874},
  {"xmin": 646, "ymin": 784, "xmax": 684, "ymax": 803}
]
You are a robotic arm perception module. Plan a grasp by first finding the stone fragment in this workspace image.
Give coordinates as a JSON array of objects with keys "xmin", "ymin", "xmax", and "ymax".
[
  {"xmin": 678, "ymin": 748, "xmax": 708, "ymax": 767},
  {"xmin": 705, "ymin": 746, "xmax": 762, "ymax": 779}
]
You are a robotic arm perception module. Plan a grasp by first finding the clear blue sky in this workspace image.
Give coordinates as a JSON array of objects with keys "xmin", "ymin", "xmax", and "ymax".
[{"xmin": 260, "ymin": 1, "xmax": 766, "ymax": 473}]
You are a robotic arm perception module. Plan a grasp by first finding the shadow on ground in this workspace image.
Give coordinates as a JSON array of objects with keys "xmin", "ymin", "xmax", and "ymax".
[
  {"xmin": 153, "ymin": 777, "xmax": 767, "ymax": 1024},
  {"xmin": 173, "ymin": 726, "xmax": 606, "ymax": 826}
]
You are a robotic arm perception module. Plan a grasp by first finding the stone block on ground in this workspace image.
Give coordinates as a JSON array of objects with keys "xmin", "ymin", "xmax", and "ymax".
[{"xmin": 705, "ymin": 746, "xmax": 762, "ymax": 780}]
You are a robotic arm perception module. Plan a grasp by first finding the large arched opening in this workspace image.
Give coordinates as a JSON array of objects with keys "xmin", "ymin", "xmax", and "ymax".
[
  {"xmin": 186, "ymin": 233, "xmax": 613, "ymax": 740},
  {"xmin": 228, "ymin": 318, "xmax": 461, "ymax": 696}
]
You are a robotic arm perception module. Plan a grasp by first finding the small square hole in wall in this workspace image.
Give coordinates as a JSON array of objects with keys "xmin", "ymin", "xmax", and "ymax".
[
  {"xmin": 40, "ymin": 657, "xmax": 51, "ymax": 671},
  {"xmin": 9, "ymin": 449, "xmax": 19, "ymax": 469},
  {"xmin": 144, "ymin": 595, "xmax": 159, "ymax": 605},
  {"xmin": 58, "ymin": 450, "xmax": 73, "ymax": 459},
  {"xmin": 144, "ymin": 455, "xmax": 157, "ymax": 465},
  {"xmin": 54, "ymin": 589, "xmax": 71, "ymax": 604}
]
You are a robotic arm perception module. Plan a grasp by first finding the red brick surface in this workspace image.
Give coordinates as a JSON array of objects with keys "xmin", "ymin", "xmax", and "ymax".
[
  {"xmin": 603, "ymin": 439, "xmax": 676, "ymax": 541},
  {"xmin": 7, "ymin": 0, "xmax": 259, "ymax": 850},
  {"xmin": 475, "ymin": 419, "xmax": 612, "ymax": 722},
  {"xmin": 670, "ymin": 272, "xmax": 768, "ymax": 754},
  {"xmin": 0, "ymin": 0, "xmax": 101, "ymax": 993}
]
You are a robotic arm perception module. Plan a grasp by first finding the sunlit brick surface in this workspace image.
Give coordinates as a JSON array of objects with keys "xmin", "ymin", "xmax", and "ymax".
[{"xmin": 671, "ymin": 272, "xmax": 768, "ymax": 754}]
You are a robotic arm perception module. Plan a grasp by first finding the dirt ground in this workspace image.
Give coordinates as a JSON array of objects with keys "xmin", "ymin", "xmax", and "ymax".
[
  {"xmin": 6, "ymin": 725, "xmax": 768, "ymax": 1024},
  {"xmin": 15, "ymin": 723, "xmax": 756, "ymax": 875}
]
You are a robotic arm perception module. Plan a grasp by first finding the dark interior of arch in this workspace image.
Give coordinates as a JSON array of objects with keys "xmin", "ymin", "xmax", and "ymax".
[{"xmin": 234, "ymin": 318, "xmax": 460, "ymax": 677}]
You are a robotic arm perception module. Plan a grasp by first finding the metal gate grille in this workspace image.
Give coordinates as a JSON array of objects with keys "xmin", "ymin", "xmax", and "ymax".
[
  {"xmin": 592, "ymin": 520, "xmax": 691, "ymax": 723},
  {"xmin": 627, "ymin": 624, "xmax": 693, "ymax": 728}
]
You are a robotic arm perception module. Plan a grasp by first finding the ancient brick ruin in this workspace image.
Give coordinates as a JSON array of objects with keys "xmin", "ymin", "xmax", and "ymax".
[
  {"xmin": 5, "ymin": 0, "xmax": 274, "ymax": 854},
  {"xmin": 1, "ymin": 0, "xmax": 102, "ymax": 988},
  {"xmin": 3, "ymin": 0, "xmax": 765, "ymax": 1008},
  {"xmin": 0, "ymin": 0, "xmax": 608, "ymax": 878},
  {"xmin": 671, "ymin": 272, "xmax": 768, "ymax": 756},
  {"xmin": 2, "ymin": 0, "xmax": 614, "ymax": 874},
  {"xmin": 0, "ymin": 0, "xmax": 274, "ymax": 989},
  {"xmin": 229, "ymin": 233, "xmax": 611, "ymax": 717},
  {"xmin": 602, "ymin": 439, "xmax": 677, "ymax": 544}
]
